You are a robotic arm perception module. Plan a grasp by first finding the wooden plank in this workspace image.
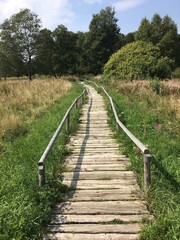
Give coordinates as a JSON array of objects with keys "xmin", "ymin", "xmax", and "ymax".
[
  {"xmin": 64, "ymin": 180, "xmax": 138, "ymax": 190},
  {"xmin": 67, "ymin": 153, "xmax": 128, "ymax": 161},
  {"xmin": 66, "ymin": 160, "xmax": 130, "ymax": 165},
  {"xmin": 68, "ymin": 144, "xmax": 120, "ymax": 148},
  {"xmin": 64, "ymin": 164, "xmax": 128, "ymax": 171},
  {"xmin": 65, "ymin": 189, "xmax": 139, "ymax": 201},
  {"xmin": 47, "ymin": 223, "xmax": 141, "ymax": 234},
  {"xmin": 63, "ymin": 171, "xmax": 136, "ymax": 181},
  {"xmin": 53, "ymin": 201, "xmax": 148, "ymax": 215},
  {"xmin": 68, "ymin": 154, "xmax": 126, "ymax": 158},
  {"xmin": 43, "ymin": 233, "xmax": 138, "ymax": 240},
  {"xmin": 50, "ymin": 214, "xmax": 151, "ymax": 224}
]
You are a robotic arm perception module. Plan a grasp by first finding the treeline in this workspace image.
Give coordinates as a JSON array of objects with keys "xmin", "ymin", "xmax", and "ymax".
[{"xmin": 0, "ymin": 7, "xmax": 179, "ymax": 80}]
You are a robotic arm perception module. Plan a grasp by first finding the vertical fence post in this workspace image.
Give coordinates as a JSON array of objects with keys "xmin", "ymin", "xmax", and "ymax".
[
  {"xmin": 66, "ymin": 113, "xmax": 70, "ymax": 134},
  {"xmin": 80, "ymin": 95, "xmax": 83, "ymax": 105},
  {"xmin": 143, "ymin": 153, "xmax": 152, "ymax": 192},
  {"xmin": 38, "ymin": 163, "xmax": 45, "ymax": 186},
  {"xmin": 75, "ymin": 99, "xmax": 78, "ymax": 109},
  {"xmin": 116, "ymin": 120, "xmax": 119, "ymax": 131}
]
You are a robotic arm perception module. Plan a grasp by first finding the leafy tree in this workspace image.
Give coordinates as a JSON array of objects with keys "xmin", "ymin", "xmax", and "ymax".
[
  {"xmin": 0, "ymin": 8, "xmax": 41, "ymax": 80},
  {"xmin": 87, "ymin": 6, "xmax": 120, "ymax": 74},
  {"xmin": 123, "ymin": 32, "xmax": 135, "ymax": 45},
  {"xmin": 104, "ymin": 41, "xmax": 174, "ymax": 81},
  {"xmin": 150, "ymin": 14, "xmax": 163, "ymax": 44},
  {"xmin": 135, "ymin": 14, "xmax": 179, "ymax": 67},
  {"xmin": 52, "ymin": 25, "xmax": 77, "ymax": 76},
  {"xmin": 76, "ymin": 31, "xmax": 91, "ymax": 75},
  {"xmin": 35, "ymin": 28, "xmax": 55, "ymax": 76},
  {"xmin": 135, "ymin": 18, "xmax": 152, "ymax": 42}
]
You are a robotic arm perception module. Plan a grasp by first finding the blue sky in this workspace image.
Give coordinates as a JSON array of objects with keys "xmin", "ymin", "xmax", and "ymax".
[{"xmin": 0, "ymin": 0, "xmax": 180, "ymax": 34}]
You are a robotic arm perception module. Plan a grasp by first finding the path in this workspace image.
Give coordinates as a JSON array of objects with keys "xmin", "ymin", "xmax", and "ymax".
[{"xmin": 44, "ymin": 86, "xmax": 152, "ymax": 240}]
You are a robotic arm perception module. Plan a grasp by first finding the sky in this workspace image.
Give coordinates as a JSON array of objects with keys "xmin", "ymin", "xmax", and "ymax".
[{"xmin": 0, "ymin": 0, "xmax": 180, "ymax": 34}]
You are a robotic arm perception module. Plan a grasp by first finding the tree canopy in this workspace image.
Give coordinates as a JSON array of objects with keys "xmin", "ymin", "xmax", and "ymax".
[
  {"xmin": 135, "ymin": 14, "xmax": 179, "ymax": 67},
  {"xmin": 0, "ymin": 8, "xmax": 41, "ymax": 80},
  {"xmin": 87, "ymin": 6, "xmax": 121, "ymax": 74},
  {"xmin": 0, "ymin": 8, "xmax": 179, "ymax": 80}
]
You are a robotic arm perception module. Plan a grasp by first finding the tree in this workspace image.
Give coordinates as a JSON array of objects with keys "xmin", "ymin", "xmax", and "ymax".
[
  {"xmin": 0, "ymin": 8, "xmax": 41, "ymax": 80},
  {"xmin": 52, "ymin": 25, "xmax": 77, "ymax": 76},
  {"xmin": 76, "ymin": 31, "xmax": 90, "ymax": 75},
  {"xmin": 135, "ymin": 14, "xmax": 179, "ymax": 67},
  {"xmin": 135, "ymin": 18, "xmax": 152, "ymax": 42},
  {"xmin": 87, "ymin": 6, "xmax": 120, "ymax": 74},
  {"xmin": 104, "ymin": 41, "xmax": 174, "ymax": 81},
  {"xmin": 35, "ymin": 28, "xmax": 55, "ymax": 76}
]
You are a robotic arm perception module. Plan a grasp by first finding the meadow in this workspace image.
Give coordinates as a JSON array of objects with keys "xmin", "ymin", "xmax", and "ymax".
[
  {"xmin": 96, "ymin": 78, "xmax": 180, "ymax": 240},
  {"xmin": 0, "ymin": 78, "xmax": 83, "ymax": 239}
]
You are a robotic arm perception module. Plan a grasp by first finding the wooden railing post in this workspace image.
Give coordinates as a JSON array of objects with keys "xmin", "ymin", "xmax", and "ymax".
[
  {"xmin": 75, "ymin": 99, "xmax": 78, "ymax": 109},
  {"xmin": 66, "ymin": 114, "xmax": 70, "ymax": 134},
  {"xmin": 143, "ymin": 153, "xmax": 152, "ymax": 191},
  {"xmin": 38, "ymin": 163, "xmax": 45, "ymax": 186},
  {"xmin": 116, "ymin": 120, "xmax": 119, "ymax": 131}
]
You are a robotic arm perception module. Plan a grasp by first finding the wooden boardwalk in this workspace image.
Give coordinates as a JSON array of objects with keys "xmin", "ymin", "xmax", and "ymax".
[{"xmin": 44, "ymin": 86, "xmax": 152, "ymax": 240}]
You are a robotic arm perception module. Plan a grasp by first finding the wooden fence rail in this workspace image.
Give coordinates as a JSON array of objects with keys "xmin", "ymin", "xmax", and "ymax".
[
  {"xmin": 88, "ymin": 81, "xmax": 152, "ymax": 192},
  {"xmin": 38, "ymin": 88, "xmax": 87, "ymax": 186}
]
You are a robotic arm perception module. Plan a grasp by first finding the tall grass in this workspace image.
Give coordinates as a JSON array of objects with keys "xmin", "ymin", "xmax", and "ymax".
[
  {"xmin": 0, "ymin": 79, "xmax": 83, "ymax": 239},
  {"xmin": 0, "ymin": 78, "xmax": 71, "ymax": 141},
  {"xmin": 98, "ymin": 78, "xmax": 180, "ymax": 240}
]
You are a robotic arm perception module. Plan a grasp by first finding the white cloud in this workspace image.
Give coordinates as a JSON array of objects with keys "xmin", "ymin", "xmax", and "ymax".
[
  {"xmin": 0, "ymin": 0, "xmax": 75, "ymax": 30},
  {"xmin": 113, "ymin": 0, "xmax": 145, "ymax": 11}
]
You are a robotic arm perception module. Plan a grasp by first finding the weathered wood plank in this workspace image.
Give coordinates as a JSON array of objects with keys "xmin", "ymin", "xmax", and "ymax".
[
  {"xmin": 63, "ymin": 171, "xmax": 136, "ymax": 181},
  {"xmin": 63, "ymin": 180, "xmax": 138, "ymax": 190},
  {"xmin": 47, "ymin": 223, "xmax": 141, "ymax": 233},
  {"xmin": 50, "ymin": 214, "xmax": 151, "ymax": 224},
  {"xmin": 53, "ymin": 201, "xmax": 148, "ymax": 215},
  {"xmin": 64, "ymin": 189, "xmax": 139, "ymax": 201},
  {"xmin": 43, "ymin": 233, "xmax": 138, "ymax": 240},
  {"xmin": 64, "ymin": 164, "xmax": 129, "ymax": 171}
]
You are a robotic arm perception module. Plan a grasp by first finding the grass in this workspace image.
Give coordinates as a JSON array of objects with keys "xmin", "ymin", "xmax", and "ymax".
[
  {"xmin": 94, "ymin": 78, "xmax": 180, "ymax": 240},
  {"xmin": 0, "ymin": 78, "xmax": 84, "ymax": 239},
  {"xmin": 0, "ymin": 78, "xmax": 72, "ymax": 141}
]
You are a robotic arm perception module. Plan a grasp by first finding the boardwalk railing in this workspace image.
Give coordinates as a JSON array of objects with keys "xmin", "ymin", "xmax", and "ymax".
[
  {"xmin": 88, "ymin": 81, "xmax": 152, "ymax": 192},
  {"xmin": 38, "ymin": 88, "xmax": 87, "ymax": 186}
]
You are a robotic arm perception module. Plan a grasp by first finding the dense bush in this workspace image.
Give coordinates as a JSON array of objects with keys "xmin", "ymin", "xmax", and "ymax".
[
  {"xmin": 104, "ymin": 41, "xmax": 174, "ymax": 81},
  {"xmin": 172, "ymin": 68, "xmax": 180, "ymax": 79}
]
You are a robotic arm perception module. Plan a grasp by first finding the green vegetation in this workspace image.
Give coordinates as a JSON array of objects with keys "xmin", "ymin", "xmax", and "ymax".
[
  {"xmin": 104, "ymin": 41, "xmax": 174, "ymax": 80},
  {"xmin": 172, "ymin": 68, "xmax": 180, "ymax": 79},
  {"xmin": 0, "ymin": 81, "xmax": 83, "ymax": 239},
  {"xmin": 135, "ymin": 14, "xmax": 180, "ymax": 67},
  {"xmin": 0, "ymin": 6, "xmax": 121, "ymax": 78},
  {"xmin": 97, "ymin": 78, "xmax": 180, "ymax": 239}
]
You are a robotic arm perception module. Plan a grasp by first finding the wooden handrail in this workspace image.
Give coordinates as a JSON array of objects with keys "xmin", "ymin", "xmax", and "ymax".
[
  {"xmin": 38, "ymin": 88, "xmax": 87, "ymax": 186},
  {"xmin": 88, "ymin": 81, "xmax": 152, "ymax": 192}
]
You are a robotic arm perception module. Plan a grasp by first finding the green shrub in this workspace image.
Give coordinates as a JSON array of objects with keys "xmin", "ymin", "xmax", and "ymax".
[
  {"xmin": 172, "ymin": 68, "xmax": 180, "ymax": 79},
  {"xmin": 104, "ymin": 41, "xmax": 174, "ymax": 81}
]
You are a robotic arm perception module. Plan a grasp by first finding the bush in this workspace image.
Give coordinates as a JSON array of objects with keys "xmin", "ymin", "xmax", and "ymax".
[
  {"xmin": 172, "ymin": 68, "xmax": 180, "ymax": 79},
  {"xmin": 104, "ymin": 41, "xmax": 174, "ymax": 81}
]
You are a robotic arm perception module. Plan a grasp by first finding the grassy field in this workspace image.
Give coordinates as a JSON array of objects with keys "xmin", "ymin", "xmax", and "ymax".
[
  {"xmin": 0, "ymin": 78, "xmax": 84, "ymax": 239},
  {"xmin": 95, "ymin": 78, "xmax": 180, "ymax": 240},
  {"xmin": 0, "ymin": 78, "xmax": 71, "ymax": 141}
]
